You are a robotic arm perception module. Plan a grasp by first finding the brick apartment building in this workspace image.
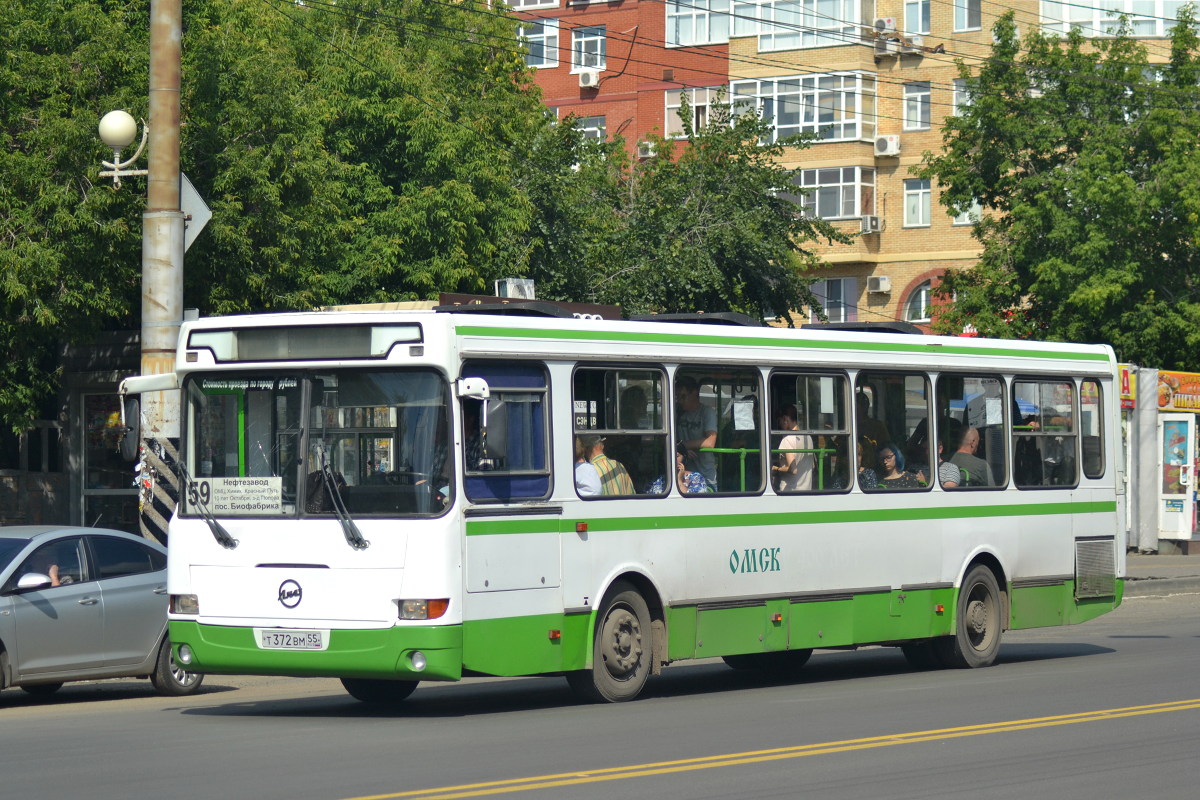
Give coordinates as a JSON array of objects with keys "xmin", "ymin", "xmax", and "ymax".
[{"xmin": 511, "ymin": 0, "xmax": 1184, "ymax": 329}]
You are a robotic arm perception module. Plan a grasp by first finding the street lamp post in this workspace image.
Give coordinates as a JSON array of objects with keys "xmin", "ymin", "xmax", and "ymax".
[{"xmin": 97, "ymin": 0, "xmax": 184, "ymax": 544}]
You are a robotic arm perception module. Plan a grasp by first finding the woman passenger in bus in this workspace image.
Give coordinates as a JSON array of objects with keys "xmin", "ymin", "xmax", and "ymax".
[
  {"xmin": 877, "ymin": 443, "xmax": 923, "ymax": 489},
  {"xmin": 855, "ymin": 440, "xmax": 878, "ymax": 490}
]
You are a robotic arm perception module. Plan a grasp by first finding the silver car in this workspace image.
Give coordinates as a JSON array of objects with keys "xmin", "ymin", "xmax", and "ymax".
[{"xmin": 0, "ymin": 526, "xmax": 202, "ymax": 698}]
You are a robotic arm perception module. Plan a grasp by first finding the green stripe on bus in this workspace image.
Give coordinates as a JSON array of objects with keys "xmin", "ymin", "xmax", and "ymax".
[
  {"xmin": 465, "ymin": 500, "xmax": 1117, "ymax": 536},
  {"xmin": 454, "ymin": 325, "xmax": 1112, "ymax": 362}
]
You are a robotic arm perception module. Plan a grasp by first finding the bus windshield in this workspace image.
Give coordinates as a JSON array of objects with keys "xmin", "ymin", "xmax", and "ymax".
[{"xmin": 185, "ymin": 369, "xmax": 452, "ymax": 518}]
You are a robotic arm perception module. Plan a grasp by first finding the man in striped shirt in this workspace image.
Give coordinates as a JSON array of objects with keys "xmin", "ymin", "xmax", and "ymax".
[{"xmin": 582, "ymin": 435, "xmax": 636, "ymax": 496}]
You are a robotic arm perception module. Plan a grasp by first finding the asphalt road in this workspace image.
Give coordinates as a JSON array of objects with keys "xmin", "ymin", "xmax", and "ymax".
[{"xmin": 4, "ymin": 591, "xmax": 1199, "ymax": 800}]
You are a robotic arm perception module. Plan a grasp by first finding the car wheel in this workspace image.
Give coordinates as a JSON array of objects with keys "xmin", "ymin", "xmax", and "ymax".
[
  {"xmin": 21, "ymin": 682, "xmax": 63, "ymax": 698},
  {"xmin": 150, "ymin": 638, "xmax": 204, "ymax": 696}
]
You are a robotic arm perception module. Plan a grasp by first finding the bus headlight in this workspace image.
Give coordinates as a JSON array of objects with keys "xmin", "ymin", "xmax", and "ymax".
[
  {"xmin": 170, "ymin": 594, "xmax": 200, "ymax": 615},
  {"xmin": 398, "ymin": 599, "xmax": 449, "ymax": 620},
  {"xmin": 409, "ymin": 651, "xmax": 427, "ymax": 672},
  {"xmin": 177, "ymin": 644, "xmax": 194, "ymax": 665}
]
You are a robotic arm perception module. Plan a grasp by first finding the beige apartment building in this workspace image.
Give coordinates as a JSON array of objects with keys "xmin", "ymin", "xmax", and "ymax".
[{"xmin": 518, "ymin": 0, "xmax": 1186, "ymax": 329}]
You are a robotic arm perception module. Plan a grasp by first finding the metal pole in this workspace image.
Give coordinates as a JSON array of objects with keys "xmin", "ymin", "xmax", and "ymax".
[{"xmin": 139, "ymin": 0, "xmax": 185, "ymax": 543}]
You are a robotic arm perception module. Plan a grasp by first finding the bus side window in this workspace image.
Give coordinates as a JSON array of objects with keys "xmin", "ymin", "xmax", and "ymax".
[
  {"xmin": 1080, "ymin": 379, "xmax": 1104, "ymax": 479},
  {"xmin": 937, "ymin": 374, "xmax": 1006, "ymax": 490},
  {"xmin": 1013, "ymin": 379, "xmax": 1077, "ymax": 489},
  {"xmin": 768, "ymin": 372, "xmax": 850, "ymax": 493},
  {"xmin": 675, "ymin": 367, "xmax": 764, "ymax": 494},
  {"xmin": 572, "ymin": 368, "xmax": 668, "ymax": 497},
  {"xmin": 856, "ymin": 371, "xmax": 931, "ymax": 492},
  {"xmin": 461, "ymin": 362, "xmax": 551, "ymax": 503}
]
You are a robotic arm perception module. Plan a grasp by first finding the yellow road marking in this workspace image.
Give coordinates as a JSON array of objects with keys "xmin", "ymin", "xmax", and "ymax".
[{"xmin": 343, "ymin": 698, "xmax": 1200, "ymax": 800}]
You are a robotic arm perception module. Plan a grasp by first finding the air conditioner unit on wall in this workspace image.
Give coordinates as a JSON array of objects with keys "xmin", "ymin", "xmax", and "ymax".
[
  {"xmin": 867, "ymin": 275, "xmax": 891, "ymax": 292},
  {"xmin": 874, "ymin": 134, "xmax": 901, "ymax": 157},
  {"xmin": 874, "ymin": 17, "xmax": 897, "ymax": 33},
  {"xmin": 861, "ymin": 216, "xmax": 883, "ymax": 235},
  {"xmin": 874, "ymin": 36, "xmax": 896, "ymax": 56},
  {"xmin": 899, "ymin": 35, "xmax": 924, "ymax": 54},
  {"xmin": 578, "ymin": 69, "xmax": 601, "ymax": 89}
]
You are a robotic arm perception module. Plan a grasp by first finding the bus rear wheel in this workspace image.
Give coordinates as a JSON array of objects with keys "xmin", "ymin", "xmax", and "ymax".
[
  {"xmin": 341, "ymin": 678, "xmax": 418, "ymax": 704},
  {"xmin": 567, "ymin": 582, "xmax": 652, "ymax": 703},
  {"xmin": 935, "ymin": 565, "xmax": 1003, "ymax": 669}
]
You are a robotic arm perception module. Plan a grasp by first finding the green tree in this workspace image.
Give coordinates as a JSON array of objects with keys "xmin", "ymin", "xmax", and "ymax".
[
  {"xmin": 525, "ymin": 97, "xmax": 849, "ymax": 323},
  {"xmin": 0, "ymin": 1, "xmax": 148, "ymax": 430},
  {"xmin": 921, "ymin": 11, "xmax": 1200, "ymax": 369},
  {"xmin": 0, "ymin": 0, "xmax": 548, "ymax": 430}
]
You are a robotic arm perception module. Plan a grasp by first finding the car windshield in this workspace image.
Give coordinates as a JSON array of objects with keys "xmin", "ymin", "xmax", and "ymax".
[{"xmin": 0, "ymin": 538, "xmax": 28, "ymax": 573}]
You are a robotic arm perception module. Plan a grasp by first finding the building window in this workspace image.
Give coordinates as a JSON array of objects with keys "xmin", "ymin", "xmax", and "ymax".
[
  {"xmin": 952, "ymin": 198, "xmax": 982, "ymax": 225},
  {"xmin": 904, "ymin": 179, "xmax": 931, "ymax": 227},
  {"xmin": 1041, "ymin": 0, "xmax": 1180, "ymax": 37},
  {"xmin": 572, "ymin": 26, "xmax": 606, "ymax": 71},
  {"xmin": 732, "ymin": 72, "xmax": 876, "ymax": 143},
  {"xmin": 668, "ymin": 0, "xmax": 731, "ymax": 46},
  {"xmin": 521, "ymin": 19, "xmax": 559, "ymax": 69},
  {"xmin": 809, "ymin": 277, "xmax": 857, "ymax": 324},
  {"xmin": 731, "ymin": 0, "xmax": 862, "ymax": 50},
  {"xmin": 952, "ymin": 78, "xmax": 971, "ymax": 116},
  {"xmin": 666, "ymin": 86, "xmax": 723, "ymax": 137},
  {"xmin": 509, "ymin": 0, "xmax": 559, "ymax": 8},
  {"xmin": 905, "ymin": 0, "xmax": 931, "ymax": 34},
  {"xmin": 955, "ymin": 0, "xmax": 982, "ymax": 30},
  {"xmin": 903, "ymin": 82, "xmax": 931, "ymax": 131},
  {"xmin": 904, "ymin": 280, "xmax": 933, "ymax": 323},
  {"xmin": 795, "ymin": 167, "xmax": 876, "ymax": 219},
  {"xmin": 574, "ymin": 115, "xmax": 607, "ymax": 140}
]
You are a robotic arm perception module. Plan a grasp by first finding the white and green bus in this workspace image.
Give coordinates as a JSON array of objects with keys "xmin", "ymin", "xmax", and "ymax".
[{"xmin": 123, "ymin": 307, "xmax": 1123, "ymax": 703}]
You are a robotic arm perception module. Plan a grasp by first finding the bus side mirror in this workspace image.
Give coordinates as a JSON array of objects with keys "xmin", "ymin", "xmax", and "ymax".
[{"xmin": 119, "ymin": 396, "xmax": 140, "ymax": 462}]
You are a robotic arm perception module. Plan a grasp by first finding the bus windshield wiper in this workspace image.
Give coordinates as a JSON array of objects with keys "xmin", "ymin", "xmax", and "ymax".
[
  {"xmin": 176, "ymin": 459, "xmax": 238, "ymax": 550},
  {"xmin": 316, "ymin": 444, "xmax": 369, "ymax": 551}
]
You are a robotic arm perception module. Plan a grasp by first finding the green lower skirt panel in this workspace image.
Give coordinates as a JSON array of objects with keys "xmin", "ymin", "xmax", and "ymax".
[
  {"xmin": 170, "ymin": 578, "xmax": 1123, "ymax": 681},
  {"xmin": 169, "ymin": 620, "xmax": 464, "ymax": 681},
  {"xmin": 1008, "ymin": 578, "xmax": 1125, "ymax": 630}
]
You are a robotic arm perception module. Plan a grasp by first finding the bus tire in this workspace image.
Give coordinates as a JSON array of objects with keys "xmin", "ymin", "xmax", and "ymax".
[
  {"xmin": 567, "ymin": 582, "xmax": 652, "ymax": 703},
  {"xmin": 341, "ymin": 678, "xmax": 419, "ymax": 704},
  {"xmin": 935, "ymin": 565, "xmax": 1003, "ymax": 669},
  {"xmin": 722, "ymin": 650, "xmax": 812, "ymax": 674}
]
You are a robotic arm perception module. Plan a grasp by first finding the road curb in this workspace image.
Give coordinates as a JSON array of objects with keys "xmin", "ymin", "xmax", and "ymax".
[{"xmin": 1124, "ymin": 577, "xmax": 1200, "ymax": 597}]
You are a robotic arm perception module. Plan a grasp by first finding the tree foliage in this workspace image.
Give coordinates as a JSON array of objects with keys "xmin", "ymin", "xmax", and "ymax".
[
  {"xmin": 921, "ymin": 11, "xmax": 1200, "ymax": 369},
  {"xmin": 0, "ymin": 0, "xmax": 847, "ymax": 432},
  {"xmin": 524, "ymin": 97, "xmax": 849, "ymax": 322}
]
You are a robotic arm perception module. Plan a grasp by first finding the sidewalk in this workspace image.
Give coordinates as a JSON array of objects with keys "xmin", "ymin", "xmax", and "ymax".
[{"xmin": 1124, "ymin": 552, "xmax": 1200, "ymax": 596}]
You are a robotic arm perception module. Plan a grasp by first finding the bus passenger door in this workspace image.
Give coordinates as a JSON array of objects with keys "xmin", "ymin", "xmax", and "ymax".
[{"xmin": 1158, "ymin": 413, "xmax": 1195, "ymax": 540}]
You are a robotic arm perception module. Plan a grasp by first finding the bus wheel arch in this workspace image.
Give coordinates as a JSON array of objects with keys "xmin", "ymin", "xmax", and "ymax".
[
  {"xmin": 567, "ymin": 574, "xmax": 662, "ymax": 702},
  {"xmin": 936, "ymin": 557, "xmax": 1007, "ymax": 669}
]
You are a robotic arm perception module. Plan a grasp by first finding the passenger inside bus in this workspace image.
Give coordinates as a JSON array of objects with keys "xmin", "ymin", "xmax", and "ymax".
[
  {"xmin": 675, "ymin": 375, "xmax": 718, "ymax": 487},
  {"xmin": 581, "ymin": 435, "xmax": 636, "ymax": 496},
  {"xmin": 771, "ymin": 403, "xmax": 814, "ymax": 493},
  {"xmin": 855, "ymin": 392, "xmax": 891, "ymax": 472},
  {"xmin": 950, "ymin": 427, "xmax": 994, "ymax": 487}
]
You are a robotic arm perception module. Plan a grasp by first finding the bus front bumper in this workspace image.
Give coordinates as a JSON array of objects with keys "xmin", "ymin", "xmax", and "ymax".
[{"xmin": 168, "ymin": 620, "xmax": 463, "ymax": 682}]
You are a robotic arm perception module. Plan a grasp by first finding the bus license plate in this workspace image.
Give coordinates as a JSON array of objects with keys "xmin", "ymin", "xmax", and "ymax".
[{"xmin": 256, "ymin": 629, "xmax": 328, "ymax": 650}]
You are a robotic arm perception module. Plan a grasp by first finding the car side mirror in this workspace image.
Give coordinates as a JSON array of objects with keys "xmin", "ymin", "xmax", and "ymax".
[{"xmin": 16, "ymin": 572, "xmax": 53, "ymax": 591}]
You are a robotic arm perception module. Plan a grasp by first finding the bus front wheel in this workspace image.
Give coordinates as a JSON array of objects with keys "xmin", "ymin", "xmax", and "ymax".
[
  {"xmin": 935, "ymin": 565, "xmax": 1003, "ymax": 669},
  {"xmin": 341, "ymin": 678, "xmax": 418, "ymax": 704},
  {"xmin": 567, "ymin": 582, "xmax": 652, "ymax": 703}
]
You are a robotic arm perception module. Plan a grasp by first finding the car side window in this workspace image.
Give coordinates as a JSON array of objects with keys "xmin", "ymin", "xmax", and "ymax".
[
  {"xmin": 3, "ymin": 538, "xmax": 88, "ymax": 592},
  {"xmin": 90, "ymin": 536, "xmax": 164, "ymax": 579}
]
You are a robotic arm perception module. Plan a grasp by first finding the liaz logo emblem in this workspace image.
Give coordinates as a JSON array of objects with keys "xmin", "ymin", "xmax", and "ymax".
[{"xmin": 278, "ymin": 579, "xmax": 303, "ymax": 608}]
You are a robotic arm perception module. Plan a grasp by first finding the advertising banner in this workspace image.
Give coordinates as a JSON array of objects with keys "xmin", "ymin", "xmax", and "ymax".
[{"xmin": 1158, "ymin": 370, "xmax": 1200, "ymax": 413}]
